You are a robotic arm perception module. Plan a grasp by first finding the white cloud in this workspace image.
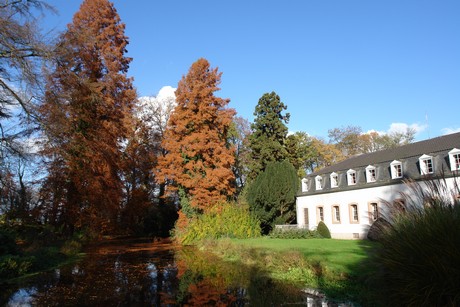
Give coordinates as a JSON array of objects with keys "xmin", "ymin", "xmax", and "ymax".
[
  {"xmin": 441, "ymin": 127, "xmax": 460, "ymax": 135},
  {"xmin": 387, "ymin": 122, "xmax": 427, "ymax": 135}
]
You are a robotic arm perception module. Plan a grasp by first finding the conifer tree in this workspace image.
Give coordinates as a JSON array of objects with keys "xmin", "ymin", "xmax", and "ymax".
[
  {"xmin": 248, "ymin": 92, "xmax": 290, "ymax": 179},
  {"xmin": 157, "ymin": 58, "xmax": 235, "ymax": 214},
  {"xmin": 39, "ymin": 0, "xmax": 136, "ymax": 234}
]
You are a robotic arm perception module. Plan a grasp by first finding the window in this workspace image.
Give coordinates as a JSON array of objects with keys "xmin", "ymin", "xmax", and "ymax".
[
  {"xmin": 330, "ymin": 172, "xmax": 339, "ymax": 188},
  {"xmin": 316, "ymin": 206, "xmax": 324, "ymax": 223},
  {"xmin": 419, "ymin": 154, "xmax": 434, "ymax": 175},
  {"xmin": 332, "ymin": 205, "xmax": 341, "ymax": 223},
  {"xmin": 303, "ymin": 208, "xmax": 309, "ymax": 227},
  {"xmin": 315, "ymin": 175, "xmax": 323, "ymax": 190},
  {"xmin": 394, "ymin": 199, "xmax": 406, "ymax": 214},
  {"xmin": 349, "ymin": 204, "xmax": 359, "ymax": 223},
  {"xmin": 347, "ymin": 169, "xmax": 357, "ymax": 185},
  {"xmin": 301, "ymin": 178, "xmax": 308, "ymax": 192},
  {"xmin": 368, "ymin": 202, "xmax": 379, "ymax": 223},
  {"xmin": 390, "ymin": 160, "xmax": 403, "ymax": 179},
  {"xmin": 365, "ymin": 165, "xmax": 376, "ymax": 183},
  {"xmin": 449, "ymin": 148, "xmax": 460, "ymax": 172}
]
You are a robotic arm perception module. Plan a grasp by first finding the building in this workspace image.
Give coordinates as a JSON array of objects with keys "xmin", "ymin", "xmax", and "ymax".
[{"xmin": 296, "ymin": 132, "xmax": 460, "ymax": 239}]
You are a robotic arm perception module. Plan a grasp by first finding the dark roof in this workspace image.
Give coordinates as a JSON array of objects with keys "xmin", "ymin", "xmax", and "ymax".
[{"xmin": 312, "ymin": 132, "xmax": 460, "ymax": 176}]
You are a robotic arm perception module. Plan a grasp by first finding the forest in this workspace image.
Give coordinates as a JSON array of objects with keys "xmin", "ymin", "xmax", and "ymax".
[{"xmin": 0, "ymin": 0, "xmax": 417, "ymax": 266}]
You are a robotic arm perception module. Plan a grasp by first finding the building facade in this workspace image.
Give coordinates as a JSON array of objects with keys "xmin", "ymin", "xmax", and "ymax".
[{"xmin": 296, "ymin": 132, "xmax": 460, "ymax": 239}]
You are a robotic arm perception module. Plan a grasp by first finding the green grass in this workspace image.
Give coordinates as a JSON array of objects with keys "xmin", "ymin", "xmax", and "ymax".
[
  {"xmin": 231, "ymin": 237, "xmax": 375, "ymax": 275},
  {"xmin": 198, "ymin": 237, "xmax": 379, "ymax": 305}
]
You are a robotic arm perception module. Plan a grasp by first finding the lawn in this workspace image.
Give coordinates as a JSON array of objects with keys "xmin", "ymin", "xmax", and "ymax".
[{"xmin": 231, "ymin": 238, "xmax": 376, "ymax": 275}]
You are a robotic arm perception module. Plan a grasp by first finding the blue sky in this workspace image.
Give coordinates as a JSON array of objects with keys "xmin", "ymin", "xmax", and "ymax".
[{"xmin": 43, "ymin": 0, "xmax": 459, "ymax": 141}]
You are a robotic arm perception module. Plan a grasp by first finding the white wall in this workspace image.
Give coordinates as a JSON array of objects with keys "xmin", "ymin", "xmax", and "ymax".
[{"xmin": 296, "ymin": 177, "xmax": 459, "ymax": 239}]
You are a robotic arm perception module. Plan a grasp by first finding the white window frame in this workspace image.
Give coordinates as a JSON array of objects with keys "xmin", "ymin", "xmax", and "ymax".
[
  {"xmin": 332, "ymin": 205, "xmax": 341, "ymax": 223},
  {"xmin": 315, "ymin": 175, "xmax": 323, "ymax": 190},
  {"xmin": 448, "ymin": 148, "xmax": 460, "ymax": 172},
  {"xmin": 365, "ymin": 165, "xmax": 376, "ymax": 183},
  {"xmin": 330, "ymin": 172, "xmax": 339, "ymax": 188},
  {"xmin": 390, "ymin": 160, "xmax": 403, "ymax": 179},
  {"xmin": 347, "ymin": 169, "xmax": 357, "ymax": 185},
  {"xmin": 301, "ymin": 178, "xmax": 308, "ymax": 192},
  {"xmin": 349, "ymin": 203, "xmax": 359, "ymax": 223},
  {"xmin": 419, "ymin": 154, "xmax": 434, "ymax": 175}
]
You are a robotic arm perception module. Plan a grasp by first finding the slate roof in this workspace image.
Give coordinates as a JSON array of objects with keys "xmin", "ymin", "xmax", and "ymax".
[{"xmin": 312, "ymin": 132, "xmax": 460, "ymax": 176}]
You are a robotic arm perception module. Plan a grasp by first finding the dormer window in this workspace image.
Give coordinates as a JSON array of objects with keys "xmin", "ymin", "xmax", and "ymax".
[
  {"xmin": 347, "ymin": 169, "xmax": 357, "ymax": 185},
  {"xmin": 365, "ymin": 165, "xmax": 377, "ymax": 183},
  {"xmin": 390, "ymin": 160, "xmax": 403, "ymax": 179},
  {"xmin": 419, "ymin": 154, "xmax": 434, "ymax": 175},
  {"xmin": 301, "ymin": 178, "xmax": 308, "ymax": 192},
  {"xmin": 449, "ymin": 148, "xmax": 460, "ymax": 172},
  {"xmin": 330, "ymin": 172, "xmax": 339, "ymax": 188},
  {"xmin": 315, "ymin": 175, "xmax": 323, "ymax": 190}
]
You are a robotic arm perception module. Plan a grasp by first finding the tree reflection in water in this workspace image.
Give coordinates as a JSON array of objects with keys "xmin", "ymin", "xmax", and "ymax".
[{"xmin": 2, "ymin": 238, "xmax": 346, "ymax": 306}]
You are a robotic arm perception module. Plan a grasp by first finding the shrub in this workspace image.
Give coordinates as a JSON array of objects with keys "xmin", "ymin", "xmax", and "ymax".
[
  {"xmin": 0, "ymin": 255, "xmax": 33, "ymax": 279},
  {"xmin": 269, "ymin": 228, "xmax": 320, "ymax": 239},
  {"xmin": 174, "ymin": 202, "xmax": 261, "ymax": 245},
  {"xmin": 366, "ymin": 178, "xmax": 460, "ymax": 306},
  {"xmin": 0, "ymin": 227, "xmax": 18, "ymax": 255},
  {"xmin": 316, "ymin": 221, "xmax": 331, "ymax": 238}
]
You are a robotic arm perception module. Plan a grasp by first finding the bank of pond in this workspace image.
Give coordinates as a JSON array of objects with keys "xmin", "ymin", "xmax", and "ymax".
[{"xmin": 1, "ymin": 233, "xmax": 378, "ymax": 306}]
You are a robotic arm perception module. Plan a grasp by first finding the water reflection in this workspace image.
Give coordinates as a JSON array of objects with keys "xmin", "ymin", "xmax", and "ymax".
[{"xmin": 1, "ymin": 238, "xmax": 352, "ymax": 306}]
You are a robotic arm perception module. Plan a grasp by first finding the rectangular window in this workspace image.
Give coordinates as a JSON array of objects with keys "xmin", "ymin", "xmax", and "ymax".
[
  {"xmin": 332, "ymin": 205, "xmax": 341, "ymax": 223},
  {"xmin": 423, "ymin": 159, "xmax": 433, "ymax": 174},
  {"xmin": 454, "ymin": 154, "xmax": 460, "ymax": 170},
  {"xmin": 303, "ymin": 208, "xmax": 309, "ymax": 227},
  {"xmin": 349, "ymin": 204, "xmax": 359, "ymax": 223},
  {"xmin": 369, "ymin": 169, "xmax": 376, "ymax": 182},
  {"xmin": 315, "ymin": 176, "xmax": 323, "ymax": 190},
  {"xmin": 330, "ymin": 173, "xmax": 338, "ymax": 188},
  {"xmin": 368, "ymin": 202, "xmax": 379, "ymax": 223},
  {"xmin": 317, "ymin": 206, "xmax": 324, "ymax": 222},
  {"xmin": 394, "ymin": 164, "xmax": 402, "ymax": 178}
]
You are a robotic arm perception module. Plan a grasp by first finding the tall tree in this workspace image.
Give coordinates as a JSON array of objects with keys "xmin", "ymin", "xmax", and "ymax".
[
  {"xmin": 228, "ymin": 116, "xmax": 252, "ymax": 197},
  {"xmin": 246, "ymin": 160, "xmax": 298, "ymax": 233},
  {"xmin": 157, "ymin": 58, "xmax": 235, "ymax": 215},
  {"xmin": 248, "ymin": 92, "xmax": 289, "ymax": 179},
  {"xmin": 39, "ymin": 0, "xmax": 136, "ymax": 234},
  {"xmin": 285, "ymin": 131, "xmax": 316, "ymax": 178},
  {"xmin": 0, "ymin": 0, "xmax": 52, "ymax": 222}
]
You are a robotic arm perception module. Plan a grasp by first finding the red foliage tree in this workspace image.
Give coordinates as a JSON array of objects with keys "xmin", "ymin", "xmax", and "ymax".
[
  {"xmin": 157, "ymin": 58, "xmax": 235, "ymax": 214},
  {"xmin": 39, "ymin": 0, "xmax": 136, "ymax": 234}
]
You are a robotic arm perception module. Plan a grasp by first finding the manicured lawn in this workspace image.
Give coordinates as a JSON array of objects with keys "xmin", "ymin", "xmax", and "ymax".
[{"xmin": 231, "ymin": 238, "xmax": 376, "ymax": 275}]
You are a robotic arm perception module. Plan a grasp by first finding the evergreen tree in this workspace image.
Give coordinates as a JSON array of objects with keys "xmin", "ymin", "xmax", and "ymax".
[
  {"xmin": 248, "ymin": 92, "xmax": 289, "ymax": 179},
  {"xmin": 157, "ymin": 58, "xmax": 235, "ymax": 216},
  {"xmin": 39, "ymin": 0, "xmax": 136, "ymax": 234},
  {"xmin": 246, "ymin": 160, "xmax": 298, "ymax": 233}
]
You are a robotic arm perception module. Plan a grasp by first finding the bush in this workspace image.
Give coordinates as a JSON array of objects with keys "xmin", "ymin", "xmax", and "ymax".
[
  {"xmin": 269, "ymin": 228, "xmax": 320, "ymax": 239},
  {"xmin": 174, "ymin": 202, "xmax": 261, "ymax": 245},
  {"xmin": 0, "ymin": 255, "xmax": 33, "ymax": 279},
  {"xmin": 366, "ymin": 178, "xmax": 460, "ymax": 306},
  {"xmin": 316, "ymin": 221, "xmax": 331, "ymax": 238},
  {"xmin": 0, "ymin": 227, "xmax": 18, "ymax": 255}
]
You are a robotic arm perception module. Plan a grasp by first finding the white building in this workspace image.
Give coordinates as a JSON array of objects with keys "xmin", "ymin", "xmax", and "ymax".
[{"xmin": 296, "ymin": 132, "xmax": 460, "ymax": 239}]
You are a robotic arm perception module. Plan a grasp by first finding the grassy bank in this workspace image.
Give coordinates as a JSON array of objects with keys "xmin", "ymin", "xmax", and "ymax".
[
  {"xmin": 199, "ymin": 238, "xmax": 377, "ymax": 305},
  {"xmin": 0, "ymin": 224, "xmax": 86, "ymax": 284}
]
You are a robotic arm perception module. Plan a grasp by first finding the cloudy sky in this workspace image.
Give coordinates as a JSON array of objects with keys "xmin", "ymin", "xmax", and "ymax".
[{"xmin": 43, "ymin": 0, "xmax": 460, "ymax": 141}]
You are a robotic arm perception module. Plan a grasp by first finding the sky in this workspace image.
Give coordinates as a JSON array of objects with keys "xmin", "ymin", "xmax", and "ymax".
[{"xmin": 42, "ymin": 0, "xmax": 460, "ymax": 141}]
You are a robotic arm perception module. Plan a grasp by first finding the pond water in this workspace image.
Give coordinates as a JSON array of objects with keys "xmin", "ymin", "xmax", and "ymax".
[{"xmin": 1, "ymin": 238, "xmax": 352, "ymax": 306}]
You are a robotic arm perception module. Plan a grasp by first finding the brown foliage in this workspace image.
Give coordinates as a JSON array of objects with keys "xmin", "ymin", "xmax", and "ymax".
[
  {"xmin": 157, "ymin": 58, "xmax": 235, "ymax": 211},
  {"xmin": 39, "ymin": 0, "xmax": 136, "ymax": 234}
]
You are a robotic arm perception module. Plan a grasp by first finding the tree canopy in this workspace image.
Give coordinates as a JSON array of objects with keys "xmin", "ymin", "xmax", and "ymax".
[
  {"xmin": 39, "ymin": 0, "xmax": 136, "ymax": 234},
  {"xmin": 246, "ymin": 160, "xmax": 298, "ymax": 233},
  {"xmin": 248, "ymin": 92, "xmax": 289, "ymax": 180},
  {"xmin": 157, "ymin": 58, "xmax": 236, "ymax": 214}
]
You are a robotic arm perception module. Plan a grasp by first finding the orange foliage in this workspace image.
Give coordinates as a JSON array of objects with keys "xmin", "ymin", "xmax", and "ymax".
[{"xmin": 157, "ymin": 58, "xmax": 236, "ymax": 212}]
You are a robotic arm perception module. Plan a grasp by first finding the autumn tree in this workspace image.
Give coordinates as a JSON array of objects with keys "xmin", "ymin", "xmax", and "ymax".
[
  {"xmin": 157, "ymin": 58, "xmax": 235, "ymax": 217},
  {"xmin": 248, "ymin": 92, "xmax": 289, "ymax": 179},
  {"xmin": 0, "ymin": 0, "xmax": 53, "ymax": 222},
  {"xmin": 228, "ymin": 116, "xmax": 252, "ymax": 197},
  {"xmin": 285, "ymin": 131, "xmax": 317, "ymax": 178},
  {"xmin": 39, "ymin": 0, "xmax": 136, "ymax": 234}
]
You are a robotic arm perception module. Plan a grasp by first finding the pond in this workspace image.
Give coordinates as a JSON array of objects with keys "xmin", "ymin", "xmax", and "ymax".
[{"xmin": 1, "ymin": 238, "xmax": 352, "ymax": 306}]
